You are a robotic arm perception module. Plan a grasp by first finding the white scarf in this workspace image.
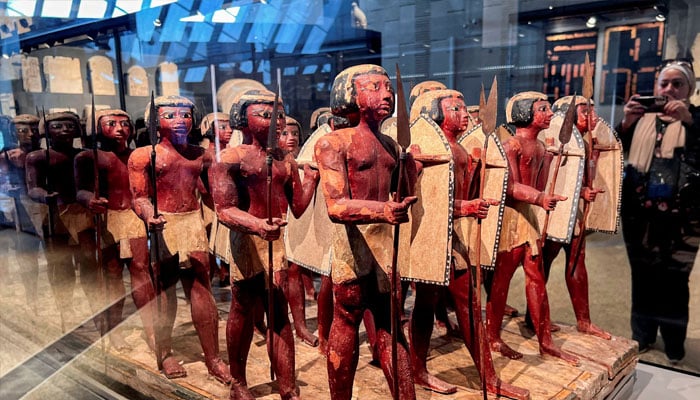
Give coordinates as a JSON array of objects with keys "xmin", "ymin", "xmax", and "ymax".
[{"xmin": 627, "ymin": 113, "xmax": 685, "ymax": 173}]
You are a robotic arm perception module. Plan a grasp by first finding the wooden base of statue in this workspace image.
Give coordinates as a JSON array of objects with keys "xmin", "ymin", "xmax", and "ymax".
[
  {"xmin": 3, "ymin": 284, "xmax": 637, "ymax": 400},
  {"xmin": 495, "ymin": 317, "xmax": 638, "ymax": 399}
]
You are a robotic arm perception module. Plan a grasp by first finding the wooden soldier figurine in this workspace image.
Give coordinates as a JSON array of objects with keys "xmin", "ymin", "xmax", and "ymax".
[
  {"xmin": 314, "ymin": 64, "xmax": 419, "ymax": 400},
  {"xmin": 537, "ymin": 96, "xmax": 612, "ymax": 339},
  {"xmin": 128, "ymin": 96, "xmax": 231, "ymax": 383},
  {"xmin": 2, "ymin": 114, "xmax": 40, "ymax": 234},
  {"xmin": 407, "ymin": 90, "xmax": 529, "ymax": 399},
  {"xmin": 200, "ymin": 112, "xmax": 233, "ymax": 286},
  {"xmin": 1, "ymin": 114, "xmax": 42, "ymax": 313},
  {"xmin": 74, "ymin": 109, "xmax": 147, "ymax": 350},
  {"xmin": 209, "ymin": 88, "xmax": 318, "ymax": 400},
  {"xmin": 406, "ymin": 80, "xmax": 461, "ymax": 338},
  {"xmin": 279, "ymin": 115, "xmax": 319, "ymax": 347},
  {"xmin": 26, "ymin": 111, "xmax": 93, "ymax": 329},
  {"xmin": 485, "ymin": 91, "xmax": 579, "ymax": 365}
]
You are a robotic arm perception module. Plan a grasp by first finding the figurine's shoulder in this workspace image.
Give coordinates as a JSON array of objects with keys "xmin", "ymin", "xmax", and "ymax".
[
  {"xmin": 128, "ymin": 146, "xmax": 151, "ymax": 167},
  {"xmin": 502, "ymin": 134, "xmax": 523, "ymax": 153},
  {"xmin": 315, "ymin": 128, "xmax": 354, "ymax": 153},
  {"xmin": 25, "ymin": 149, "xmax": 45, "ymax": 164},
  {"xmin": 218, "ymin": 146, "xmax": 245, "ymax": 164}
]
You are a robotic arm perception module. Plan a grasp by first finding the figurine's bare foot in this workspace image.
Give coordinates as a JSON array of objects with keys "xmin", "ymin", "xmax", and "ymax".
[
  {"xmin": 485, "ymin": 376, "xmax": 530, "ymax": 400},
  {"xmin": 505, "ymin": 304, "xmax": 519, "ymax": 317},
  {"xmin": 491, "ymin": 339, "xmax": 523, "ymax": 360},
  {"xmin": 109, "ymin": 331, "xmax": 132, "ymax": 352},
  {"xmin": 162, "ymin": 355, "xmax": 187, "ymax": 379},
  {"xmin": 540, "ymin": 344, "xmax": 579, "ymax": 366},
  {"xmin": 296, "ymin": 328, "xmax": 319, "ymax": 347},
  {"xmin": 577, "ymin": 321, "xmax": 612, "ymax": 340},
  {"xmin": 436, "ymin": 318, "xmax": 460, "ymax": 337},
  {"xmin": 230, "ymin": 381, "xmax": 255, "ymax": 400},
  {"xmin": 414, "ymin": 370, "xmax": 457, "ymax": 394},
  {"xmin": 207, "ymin": 358, "xmax": 232, "ymax": 384}
]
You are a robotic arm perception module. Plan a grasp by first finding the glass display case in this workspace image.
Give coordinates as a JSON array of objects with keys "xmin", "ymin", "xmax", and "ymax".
[{"xmin": 1, "ymin": 1, "xmax": 698, "ymax": 398}]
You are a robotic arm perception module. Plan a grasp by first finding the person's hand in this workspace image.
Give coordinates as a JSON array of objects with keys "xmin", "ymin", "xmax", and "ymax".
[
  {"xmin": 408, "ymin": 143, "xmax": 422, "ymax": 156},
  {"xmin": 581, "ymin": 187, "xmax": 604, "ymax": 202},
  {"xmin": 88, "ymin": 197, "xmax": 109, "ymax": 214},
  {"xmin": 383, "ymin": 196, "xmax": 417, "ymax": 224},
  {"xmin": 620, "ymin": 95, "xmax": 646, "ymax": 131},
  {"xmin": 462, "ymin": 198, "xmax": 500, "ymax": 219},
  {"xmin": 258, "ymin": 217, "xmax": 287, "ymax": 241},
  {"xmin": 147, "ymin": 214, "xmax": 167, "ymax": 231},
  {"xmin": 303, "ymin": 163, "xmax": 319, "ymax": 183},
  {"xmin": 6, "ymin": 148, "xmax": 26, "ymax": 167},
  {"xmin": 45, "ymin": 191, "xmax": 59, "ymax": 205},
  {"xmin": 663, "ymin": 99, "xmax": 693, "ymax": 124},
  {"xmin": 540, "ymin": 193, "xmax": 567, "ymax": 211}
]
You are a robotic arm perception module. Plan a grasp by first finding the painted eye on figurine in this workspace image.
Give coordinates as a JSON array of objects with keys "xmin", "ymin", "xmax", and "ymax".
[
  {"xmin": 359, "ymin": 82, "xmax": 380, "ymax": 91},
  {"xmin": 16, "ymin": 127, "xmax": 30, "ymax": 134},
  {"xmin": 160, "ymin": 112, "xmax": 175, "ymax": 120},
  {"xmin": 358, "ymin": 81, "xmax": 392, "ymax": 93},
  {"xmin": 252, "ymin": 110, "xmax": 286, "ymax": 120},
  {"xmin": 49, "ymin": 122, "xmax": 76, "ymax": 130},
  {"xmin": 103, "ymin": 120, "xmax": 131, "ymax": 128}
]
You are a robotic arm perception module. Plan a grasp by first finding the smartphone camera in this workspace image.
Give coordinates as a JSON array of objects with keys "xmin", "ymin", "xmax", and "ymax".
[{"xmin": 632, "ymin": 96, "xmax": 667, "ymax": 113}]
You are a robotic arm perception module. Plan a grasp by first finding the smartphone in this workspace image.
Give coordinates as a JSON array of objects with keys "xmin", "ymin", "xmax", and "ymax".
[{"xmin": 632, "ymin": 96, "xmax": 667, "ymax": 112}]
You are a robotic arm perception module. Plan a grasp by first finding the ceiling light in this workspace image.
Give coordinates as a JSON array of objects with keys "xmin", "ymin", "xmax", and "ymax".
[
  {"xmin": 586, "ymin": 16, "xmax": 597, "ymax": 28},
  {"xmin": 655, "ymin": 13, "xmax": 666, "ymax": 22},
  {"xmin": 153, "ymin": 18, "xmax": 162, "ymax": 27},
  {"xmin": 180, "ymin": 11, "xmax": 205, "ymax": 22}
]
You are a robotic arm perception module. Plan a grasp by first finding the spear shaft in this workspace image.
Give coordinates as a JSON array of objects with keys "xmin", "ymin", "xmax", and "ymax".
[
  {"xmin": 90, "ymin": 95, "xmax": 107, "ymax": 359},
  {"xmin": 147, "ymin": 92, "xmax": 164, "ymax": 371},
  {"xmin": 266, "ymin": 86, "xmax": 281, "ymax": 381},
  {"xmin": 40, "ymin": 107, "xmax": 56, "ymax": 238},
  {"xmin": 390, "ymin": 64, "xmax": 412, "ymax": 400},
  {"xmin": 570, "ymin": 54, "xmax": 596, "ymax": 277}
]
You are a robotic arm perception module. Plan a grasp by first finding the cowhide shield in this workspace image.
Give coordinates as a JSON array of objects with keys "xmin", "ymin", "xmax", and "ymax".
[
  {"xmin": 586, "ymin": 117, "xmax": 623, "ymax": 234},
  {"xmin": 536, "ymin": 111, "xmax": 585, "ymax": 244},
  {"xmin": 458, "ymin": 124, "xmax": 509, "ymax": 269},
  {"xmin": 284, "ymin": 124, "xmax": 334, "ymax": 275},
  {"xmin": 400, "ymin": 116, "xmax": 453, "ymax": 285}
]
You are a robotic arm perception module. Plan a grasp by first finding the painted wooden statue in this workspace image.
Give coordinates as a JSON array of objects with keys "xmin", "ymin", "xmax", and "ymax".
[
  {"xmin": 485, "ymin": 91, "xmax": 579, "ymax": 365},
  {"xmin": 407, "ymin": 89, "xmax": 529, "ymax": 399},
  {"xmin": 314, "ymin": 64, "xmax": 420, "ymax": 400},
  {"xmin": 75, "ymin": 109, "xmax": 146, "ymax": 350},
  {"xmin": 128, "ymin": 96, "xmax": 231, "ymax": 383},
  {"xmin": 209, "ymin": 88, "xmax": 318, "ymax": 400},
  {"xmin": 26, "ymin": 111, "xmax": 93, "ymax": 330}
]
